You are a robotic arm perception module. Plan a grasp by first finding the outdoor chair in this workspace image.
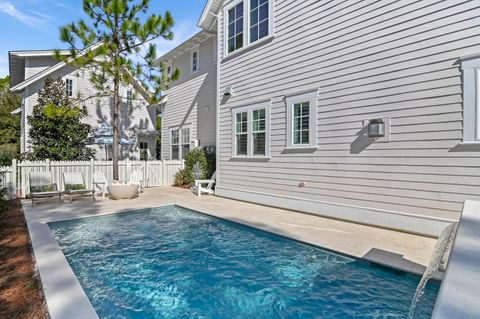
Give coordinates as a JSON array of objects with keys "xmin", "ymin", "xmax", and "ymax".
[
  {"xmin": 194, "ymin": 171, "xmax": 216, "ymax": 197},
  {"xmin": 93, "ymin": 171, "xmax": 108, "ymax": 198},
  {"xmin": 28, "ymin": 172, "xmax": 62, "ymax": 206},
  {"xmin": 63, "ymin": 172, "xmax": 95, "ymax": 203},
  {"xmin": 129, "ymin": 169, "xmax": 144, "ymax": 195}
]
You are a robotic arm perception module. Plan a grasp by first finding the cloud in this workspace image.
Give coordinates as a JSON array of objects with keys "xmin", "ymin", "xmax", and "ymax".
[{"xmin": 0, "ymin": 1, "xmax": 47, "ymax": 27}]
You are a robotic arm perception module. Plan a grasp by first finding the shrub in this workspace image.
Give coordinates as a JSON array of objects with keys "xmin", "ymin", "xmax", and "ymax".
[
  {"xmin": 0, "ymin": 144, "xmax": 18, "ymax": 166},
  {"xmin": 204, "ymin": 147, "xmax": 216, "ymax": 179},
  {"xmin": 174, "ymin": 168, "xmax": 194, "ymax": 187},
  {"xmin": 174, "ymin": 148, "xmax": 210, "ymax": 187}
]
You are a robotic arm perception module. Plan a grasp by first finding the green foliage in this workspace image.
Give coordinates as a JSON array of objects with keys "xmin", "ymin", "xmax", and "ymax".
[
  {"xmin": 65, "ymin": 184, "xmax": 86, "ymax": 191},
  {"xmin": 174, "ymin": 148, "xmax": 210, "ymax": 187},
  {"xmin": 25, "ymin": 77, "xmax": 95, "ymax": 161},
  {"xmin": 174, "ymin": 168, "xmax": 194, "ymax": 187},
  {"xmin": 0, "ymin": 144, "xmax": 19, "ymax": 166},
  {"xmin": 0, "ymin": 76, "xmax": 21, "ymax": 162},
  {"xmin": 56, "ymin": 0, "xmax": 179, "ymax": 179},
  {"xmin": 204, "ymin": 147, "xmax": 216, "ymax": 179}
]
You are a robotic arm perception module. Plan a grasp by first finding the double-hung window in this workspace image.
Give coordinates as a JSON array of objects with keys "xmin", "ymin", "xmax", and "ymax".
[
  {"xmin": 191, "ymin": 49, "xmax": 199, "ymax": 73},
  {"xmin": 181, "ymin": 127, "xmax": 191, "ymax": 159},
  {"xmin": 227, "ymin": 2, "xmax": 244, "ymax": 54},
  {"xmin": 232, "ymin": 103, "xmax": 270, "ymax": 157},
  {"xmin": 171, "ymin": 127, "xmax": 191, "ymax": 160},
  {"xmin": 139, "ymin": 141, "xmax": 148, "ymax": 161},
  {"xmin": 171, "ymin": 130, "xmax": 180, "ymax": 160},
  {"xmin": 235, "ymin": 111, "xmax": 248, "ymax": 155},
  {"xmin": 286, "ymin": 91, "xmax": 318, "ymax": 149},
  {"xmin": 224, "ymin": 0, "xmax": 274, "ymax": 55},
  {"xmin": 126, "ymin": 89, "xmax": 133, "ymax": 107},
  {"xmin": 461, "ymin": 56, "xmax": 480, "ymax": 143},
  {"xmin": 65, "ymin": 78, "xmax": 73, "ymax": 97}
]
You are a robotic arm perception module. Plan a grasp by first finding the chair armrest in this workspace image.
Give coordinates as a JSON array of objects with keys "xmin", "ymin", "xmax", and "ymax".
[{"xmin": 195, "ymin": 179, "xmax": 213, "ymax": 184}]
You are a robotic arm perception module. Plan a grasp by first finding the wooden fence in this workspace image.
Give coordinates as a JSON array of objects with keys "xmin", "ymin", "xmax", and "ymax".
[{"xmin": 0, "ymin": 159, "xmax": 183, "ymax": 199}]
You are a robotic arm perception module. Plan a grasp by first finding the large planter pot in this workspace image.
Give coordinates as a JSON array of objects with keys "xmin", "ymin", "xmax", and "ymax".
[{"xmin": 107, "ymin": 182, "xmax": 139, "ymax": 200}]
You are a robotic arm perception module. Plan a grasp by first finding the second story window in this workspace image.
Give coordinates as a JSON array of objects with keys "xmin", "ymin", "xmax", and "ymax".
[
  {"xmin": 224, "ymin": 0, "xmax": 273, "ymax": 56},
  {"xmin": 250, "ymin": 0, "xmax": 269, "ymax": 43},
  {"xmin": 65, "ymin": 78, "xmax": 73, "ymax": 97},
  {"xmin": 126, "ymin": 89, "xmax": 133, "ymax": 106},
  {"xmin": 191, "ymin": 50, "xmax": 199, "ymax": 73},
  {"xmin": 227, "ymin": 2, "xmax": 244, "ymax": 54}
]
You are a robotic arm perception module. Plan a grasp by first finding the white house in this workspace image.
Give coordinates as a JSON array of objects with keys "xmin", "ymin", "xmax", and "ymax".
[
  {"xmin": 156, "ymin": 30, "xmax": 217, "ymax": 160},
  {"xmin": 190, "ymin": 0, "xmax": 480, "ymax": 236},
  {"xmin": 9, "ymin": 48, "xmax": 160, "ymax": 160}
]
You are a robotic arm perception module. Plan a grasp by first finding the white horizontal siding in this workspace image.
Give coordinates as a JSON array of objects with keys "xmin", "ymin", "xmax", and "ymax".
[
  {"xmin": 23, "ymin": 63, "xmax": 157, "ymax": 160},
  {"xmin": 162, "ymin": 36, "xmax": 217, "ymax": 159},
  {"xmin": 216, "ymin": 0, "xmax": 480, "ymax": 224}
]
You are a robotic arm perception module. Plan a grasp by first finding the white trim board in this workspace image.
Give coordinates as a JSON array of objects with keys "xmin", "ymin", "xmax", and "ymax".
[{"xmin": 215, "ymin": 186, "xmax": 456, "ymax": 237}]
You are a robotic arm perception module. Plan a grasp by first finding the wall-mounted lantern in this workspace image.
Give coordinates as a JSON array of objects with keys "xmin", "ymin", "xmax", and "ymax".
[
  {"xmin": 224, "ymin": 86, "xmax": 234, "ymax": 97},
  {"xmin": 367, "ymin": 118, "xmax": 385, "ymax": 138}
]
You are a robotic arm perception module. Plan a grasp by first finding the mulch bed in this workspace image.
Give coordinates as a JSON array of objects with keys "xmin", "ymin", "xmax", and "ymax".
[{"xmin": 0, "ymin": 199, "xmax": 49, "ymax": 319}]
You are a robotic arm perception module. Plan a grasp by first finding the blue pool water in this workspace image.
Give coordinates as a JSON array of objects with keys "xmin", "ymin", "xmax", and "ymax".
[{"xmin": 49, "ymin": 205, "xmax": 439, "ymax": 319}]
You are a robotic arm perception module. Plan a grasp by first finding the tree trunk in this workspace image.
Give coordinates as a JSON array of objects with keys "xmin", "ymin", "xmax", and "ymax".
[{"xmin": 112, "ymin": 76, "xmax": 120, "ymax": 180}]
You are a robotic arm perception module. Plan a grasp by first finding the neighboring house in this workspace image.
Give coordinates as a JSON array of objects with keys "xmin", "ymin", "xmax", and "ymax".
[
  {"xmin": 9, "ymin": 49, "xmax": 160, "ymax": 160},
  {"xmin": 156, "ymin": 30, "xmax": 217, "ymax": 160},
  {"xmin": 195, "ymin": 0, "xmax": 480, "ymax": 236}
]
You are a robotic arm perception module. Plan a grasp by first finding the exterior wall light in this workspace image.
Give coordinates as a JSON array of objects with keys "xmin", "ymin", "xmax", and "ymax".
[
  {"xmin": 367, "ymin": 119, "xmax": 385, "ymax": 138},
  {"xmin": 224, "ymin": 86, "xmax": 234, "ymax": 97}
]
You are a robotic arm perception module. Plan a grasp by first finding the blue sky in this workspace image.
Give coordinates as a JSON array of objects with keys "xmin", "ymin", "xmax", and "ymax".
[{"xmin": 0, "ymin": 0, "xmax": 205, "ymax": 77}]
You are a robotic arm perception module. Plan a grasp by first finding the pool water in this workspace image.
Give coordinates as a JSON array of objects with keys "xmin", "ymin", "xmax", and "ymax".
[{"xmin": 49, "ymin": 205, "xmax": 439, "ymax": 319}]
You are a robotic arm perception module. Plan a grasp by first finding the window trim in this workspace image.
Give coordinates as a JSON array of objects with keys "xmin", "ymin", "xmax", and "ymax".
[
  {"xmin": 65, "ymin": 77, "xmax": 75, "ymax": 97},
  {"xmin": 223, "ymin": 0, "xmax": 274, "ymax": 57},
  {"xmin": 170, "ymin": 124, "xmax": 193, "ymax": 160},
  {"xmin": 191, "ymin": 47, "xmax": 199, "ymax": 74},
  {"xmin": 461, "ymin": 56, "xmax": 480, "ymax": 142},
  {"xmin": 285, "ymin": 90, "xmax": 318, "ymax": 149},
  {"xmin": 170, "ymin": 129, "xmax": 180, "ymax": 160},
  {"xmin": 231, "ymin": 102, "xmax": 271, "ymax": 158}
]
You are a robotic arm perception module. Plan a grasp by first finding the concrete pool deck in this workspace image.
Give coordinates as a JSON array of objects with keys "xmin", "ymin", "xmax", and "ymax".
[{"xmin": 23, "ymin": 187, "xmax": 439, "ymax": 319}]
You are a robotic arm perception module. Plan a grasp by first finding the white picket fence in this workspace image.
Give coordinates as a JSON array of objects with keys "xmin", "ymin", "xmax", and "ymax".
[{"xmin": 0, "ymin": 159, "xmax": 183, "ymax": 199}]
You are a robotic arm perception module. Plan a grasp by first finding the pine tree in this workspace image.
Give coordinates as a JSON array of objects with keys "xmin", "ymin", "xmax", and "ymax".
[
  {"xmin": 25, "ymin": 77, "xmax": 95, "ymax": 161},
  {"xmin": 56, "ymin": 0, "xmax": 178, "ymax": 179}
]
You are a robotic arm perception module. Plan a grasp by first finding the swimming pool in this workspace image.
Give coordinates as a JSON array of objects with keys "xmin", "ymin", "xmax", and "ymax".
[{"xmin": 49, "ymin": 205, "xmax": 439, "ymax": 319}]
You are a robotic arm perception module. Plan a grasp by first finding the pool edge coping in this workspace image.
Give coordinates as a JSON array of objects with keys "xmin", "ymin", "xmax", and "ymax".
[{"xmin": 23, "ymin": 201, "xmax": 441, "ymax": 319}]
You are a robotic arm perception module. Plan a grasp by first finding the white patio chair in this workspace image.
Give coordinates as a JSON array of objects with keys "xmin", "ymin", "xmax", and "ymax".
[
  {"xmin": 129, "ymin": 169, "xmax": 144, "ymax": 194},
  {"xmin": 93, "ymin": 171, "xmax": 108, "ymax": 198},
  {"xmin": 29, "ymin": 172, "xmax": 62, "ymax": 206},
  {"xmin": 195, "ymin": 171, "xmax": 216, "ymax": 197},
  {"xmin": 63, "ymin": 172, "xmax": 95, "ymax": 203}
]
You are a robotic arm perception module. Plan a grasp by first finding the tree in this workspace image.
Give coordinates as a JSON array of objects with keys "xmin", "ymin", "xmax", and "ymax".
[
  {"xmin": 56, "ymin": 0, "xmax": 179, "ymax": 179},
  {"xmin": 25, "ymin": 77, "xmax": 95, "ymax": 161},
  {"xmin": 0, "ymin": 76, "xmax": 21, "ymax": 165}
]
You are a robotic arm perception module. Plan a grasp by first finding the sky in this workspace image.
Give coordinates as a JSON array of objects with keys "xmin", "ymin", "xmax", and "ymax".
[{"xmin": 0, "ymin": 0, "xmax": 205, "ymax": 77}]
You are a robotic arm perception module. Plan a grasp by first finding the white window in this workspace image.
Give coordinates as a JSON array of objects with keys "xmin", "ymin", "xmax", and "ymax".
[
  {"xmin": 171, "ymin": 129, "xmax": 179, "ymax": 160},
  {"xmin": 65, "ymin": 78, "xmax": 73, "ymax": 97},
  {"xmin": 235, "ymin": 111, "xmax": 248, "ymax": 155},
  {"xmin": 126, "ymin": 89, "xmax": 133, "ymax": 106},
  {"xmin": 164, "ymin": 60, "xmax": 172, "ymax": 78},
  {"xmin": 139, "ymin": 141, "xmax": 148, "ymax": 161},
  {"xmin": 181, "ymin": 127, "xmax": 191, "ymax": 159},
  {"xmin": 226, "ymin": 2, "xmax": 244, "ymax": 54},
  {"xmin": 170, "ymin": 127, "xmax": 191, "ymax": 160},
  {"xmin": 224, "ymin": 0, "xmax": 274, "ymax": 56},
  {"xmin": 461, "ymin": 56, "xmax": 480, "ymax": 142},
  {"xmin": 232, "ymin": 103, "xmax": 270, "ymax": 157},
  {"xmin": 249, "ymin": 0, "xmax": 270, "ymax": 43},
  {"xmin": 286, "ymin": 91, "xmax": 318, "ymax": 149},
  {"xmin": 191, "ymin": 49, "xmax": 199, "ymax": 73}
]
